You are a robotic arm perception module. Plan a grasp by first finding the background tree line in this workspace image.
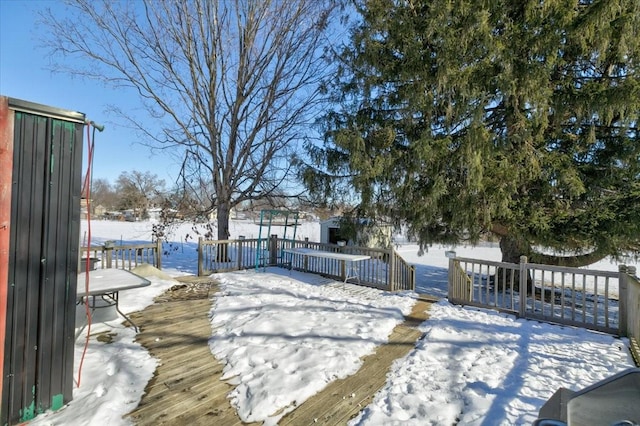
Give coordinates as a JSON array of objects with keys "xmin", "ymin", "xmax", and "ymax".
[
  {"xmin": 87, "ymin": 170, "xmax": 329, "ymax": 221},
  {"xmin": 89, "ymin": 171, "xmax": 167, "ymax": 219}
]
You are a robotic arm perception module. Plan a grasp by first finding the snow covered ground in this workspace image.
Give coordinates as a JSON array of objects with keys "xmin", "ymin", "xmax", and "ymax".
[{"xmin": 29, "ymin": 220, "xmax": 638, "ymax": 425}]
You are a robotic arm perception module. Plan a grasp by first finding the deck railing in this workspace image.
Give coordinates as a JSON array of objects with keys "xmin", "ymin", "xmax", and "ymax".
[
  {"xmin": 198, "ymin": 237, "xmax": 259, "ymax": 275},
  {"xmin": 448, "ymin": 253, "xmax": 638, "ymax": 337},
  {"xmin": 80, "ymin": 239, "xmax": 162, "ymax": 271},
  {"xmin": 389, "ymin": 248, "xmax": 416, "ymax": 291},
  {"xmin": 623, "ymin": 271, "xmax": 640, "ymax": 363},
  {"xmin": 198, "ymin": 236, "xmax": 415, "ymax": 292},
  {"xmin": 78, "ymin": 235, "xmax": 415, "ymax": 291}
]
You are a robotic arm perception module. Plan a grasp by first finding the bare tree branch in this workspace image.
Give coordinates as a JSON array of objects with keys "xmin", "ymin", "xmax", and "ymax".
[{"xmin": 41, "ymin": 0, "xmax": 338, "ymax": 238}]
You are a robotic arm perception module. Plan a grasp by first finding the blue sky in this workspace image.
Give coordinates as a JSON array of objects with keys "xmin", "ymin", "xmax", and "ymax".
[{"xmin": 0, "ymin": 0, "xmax": 181, "ymax": 185}]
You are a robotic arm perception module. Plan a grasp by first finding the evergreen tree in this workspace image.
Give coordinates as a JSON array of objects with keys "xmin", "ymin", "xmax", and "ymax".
[{"xmin": 303, "ymin": 0, "xmax": 640, "ymax": 265}]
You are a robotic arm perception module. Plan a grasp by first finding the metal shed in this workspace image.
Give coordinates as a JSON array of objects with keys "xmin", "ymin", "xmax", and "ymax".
[
  {"xmin": 320, "ymin": 217, "xmax": 346, "ymax": 245},
  {"xmin": 320, "ymin": 217, "xmax": 393, "ymax": 248},
  {"xmin": 1, "ymin": 97, "xmax": 84, "ymax": 425}
]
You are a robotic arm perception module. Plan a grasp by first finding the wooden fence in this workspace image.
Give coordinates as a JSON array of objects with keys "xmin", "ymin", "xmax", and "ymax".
[
  {"xmin": 198, "ymin": 236, "xmax": 415, "ymax": 292},
  {"xmin": 448, "ymin": 253, "xmax": 639, "ymax": 339},
  {"xmin": 80, "ymin": 239, "xmax": 162, "ymax": 271}
]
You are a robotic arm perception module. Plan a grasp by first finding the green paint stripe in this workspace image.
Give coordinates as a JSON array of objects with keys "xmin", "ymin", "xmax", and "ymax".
[
  {"xmin": 19, "ymin": 400, "xmax": 35, "ymax": 422},
  {"xmin": 51, "ymin": 394, "xmax": 65, "ymax": 411}
]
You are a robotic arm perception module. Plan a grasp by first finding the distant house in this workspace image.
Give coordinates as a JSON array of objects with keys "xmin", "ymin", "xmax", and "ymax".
[
  {"xmin": 147, "ymin": 207, "xmax": 162, "ymax": 221},
  {"xmin": 320, "ymin": 217, "xmax": 393, "ymax": 248},
  {"xmin": 80, "ymin": 199, "xmax": 107, "ymax": 220},
  {"xmin": 104, "ymin": 211, "xmax": 125, "ymax": 221},
  {"xmin": 80, "ymin": 198, "xmax": 91, "ymax": 220},
  {"xmin": 208, "ymin": 207, "xmax": 243, "ymax": 222},
  {"xmin": 148, "ymin": 207, "xmax": 181, "ymax": 222},
  {"xmin": 93, "ymin": 204, "xmax": 107, "ymax": 218}
]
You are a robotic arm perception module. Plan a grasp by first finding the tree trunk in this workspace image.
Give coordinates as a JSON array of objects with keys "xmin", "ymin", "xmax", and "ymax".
[
  {"xmin": 499, "ymin": 235, "xmax": 528, "ymax": 263},
  {"xmin": 216, "ymin": 203, "xmax": 231, "ymax": 240},
  {"xmin": 496, "ymin": 235, "xmax": 533, "ymax": 294},
  {"xmin": 216, "ymin": 202, "xmax": 231, "ymax": 262}
]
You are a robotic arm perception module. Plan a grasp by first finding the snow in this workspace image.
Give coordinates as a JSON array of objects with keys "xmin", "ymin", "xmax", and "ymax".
[
  {"xmin": 29, "ymin": 220, "xmax": 637, "ymax": 425},
  {"xmin": 351, "ymin": 301, "xmax": 632, "ymax": 425},
  {"xmin": 210, "ymin": 270, "xmax": 414, "ymax": 424}
]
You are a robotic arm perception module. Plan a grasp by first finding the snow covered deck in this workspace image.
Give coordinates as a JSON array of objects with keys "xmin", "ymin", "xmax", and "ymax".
[{"xmin": 125, "ymin": 275, "xmax": 434, "ymax": 425}]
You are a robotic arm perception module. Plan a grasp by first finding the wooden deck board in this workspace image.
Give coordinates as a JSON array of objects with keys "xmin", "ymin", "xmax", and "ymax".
[
  {"xmin": 130, "ymin": 383, "xmax": 237, "ymax": 425},
  {"xmin": 127, "ymin": 277, "xmax": 254, "ymax": 426},
  {"xmin": 278, "ymin": 299, "xmax": 431, "ymax": 425},
  {"xmin": 131, "ymin": 340, "xmax": 211, "ymax": 361},
  {"xmin": 139, "ymin": 360, "xmax": 225, "ymax": 400},
  {"xmin": 126, "ymin": 275, "xmax": 434, "ymax": 425}
]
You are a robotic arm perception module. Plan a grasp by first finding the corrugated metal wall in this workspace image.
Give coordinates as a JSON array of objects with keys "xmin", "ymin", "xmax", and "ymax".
[{"xmin": 1, "ymin": 97, "xmax": 84, "ymax": 425}]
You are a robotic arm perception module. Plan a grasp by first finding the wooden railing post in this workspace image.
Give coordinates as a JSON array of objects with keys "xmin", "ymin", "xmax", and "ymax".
[
  {"xmin": 104, "ymin": 240, "xmax": 114, "ymax": 269},
  {"xmin": 619, "ymin": 265, "xmax": 628, "ymax": 337},
  {"xmin": 155, "ymin": 238, "xmax": 162, "ymax": 270},
  {"xmin": 238, "ymin": 236, "xmax": 245, "ymax": 270},
  {"xmin": 519, "ymin": 256, "xmax": 528, "ymax": 317},
  {"xmin": 198, "ymin": 237, "xmax": 204, "ymax": 276},
  {"xmin": 446, "ymin": 251, "xmax": 456, "ymax": 300},
  {"xmin": 388, "ymin": 247, "xmax": 395, "ymax": 291},
  {"xmin": 411, "ymin": 265, "xmax": 416, "ymax": 291},
  {"xmin": 627, "ymin": 267, "xmax": 638, "ymax": 349},
  {"xmin": 269, "ymin": 235, "xmax": 278, "ymax": 266}
]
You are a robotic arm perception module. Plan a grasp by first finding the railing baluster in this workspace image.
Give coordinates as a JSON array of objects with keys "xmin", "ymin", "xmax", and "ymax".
[
  {"xmin": 499, "ymin": 263, "xmax": 505, "ymax": 308},
  {"xmin": 571, "ymin": 273, "xmax": 576, "ymax": 321},
  {"xmin": 550, "ymin": 271, "xmax": 556, "ymax": 318},
  {"xmin": 604, "ymin": 276, "xmax": 609, "ymax": 328},
  {"xmin": 593, "ymin": 276, "xmax": 599, "ymax": 326},
  {"xmin": 582, "ymin": 274, "xmax": 587, "ymax": 323},
  {"xmin": 492, "ymin": 264, "xmax": 496, "ymax": 308},
  {"xmin": 560, "ymin": 272, "xmax": 565, "ymax": 320}
]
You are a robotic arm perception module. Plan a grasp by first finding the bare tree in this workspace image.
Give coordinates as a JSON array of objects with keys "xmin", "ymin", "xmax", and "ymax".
[
  {"xmin": 115, "ymin": 171, "xmax": 166, "ymax": 219},
  {"xmin": 90, "ymin": 178, "xmax": 118, "ymax": 211},
  {"xmin": 41, "ymin": 0, "xmax": 338, "ymax": 239}
]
